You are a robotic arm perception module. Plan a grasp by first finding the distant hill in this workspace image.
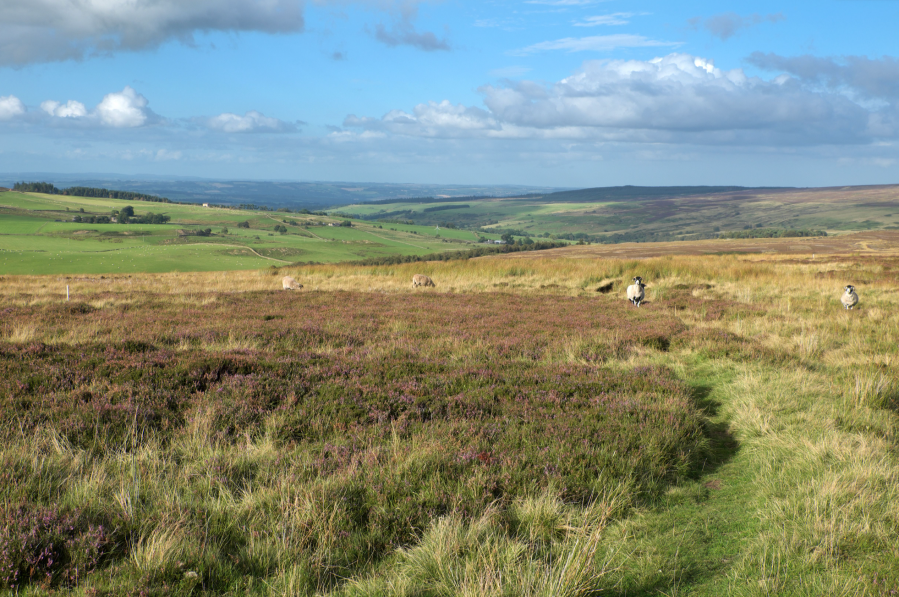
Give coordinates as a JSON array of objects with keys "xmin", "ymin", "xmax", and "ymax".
[
  {"xmin": 0, "ymin": 174, "xmax": 567, "ymax": 209},
  {"xmin": 535, "ymin": 185, "xmax": 791, "ymax": 203},
  {"xmin": 336, "ymin": 184, "xmax": 899, "ymax": 244}
]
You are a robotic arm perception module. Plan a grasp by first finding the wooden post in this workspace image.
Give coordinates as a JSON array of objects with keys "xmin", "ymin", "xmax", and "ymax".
[{"xmin": 66, "ymin": 285, "xmax": 69, "ymax": 301}]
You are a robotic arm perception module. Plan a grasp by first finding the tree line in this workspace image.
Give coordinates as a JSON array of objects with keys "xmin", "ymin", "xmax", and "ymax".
[{"xmin": 13, "ymin": 182, "xmax": 171, "ymax": 203}]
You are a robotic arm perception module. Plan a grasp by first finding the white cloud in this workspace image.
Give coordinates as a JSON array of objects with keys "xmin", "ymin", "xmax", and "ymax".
[
  {"xmin": 41, "ymin": 99, "xmax": 88, "ymax": 118},
  {"xmin": 205, "ymin": 110, "xmax": 297, "ymax": 133},
  {"xmin": 344, "ymin": 100, "xmax": 499, "ymax": 137},
  {"xmin": 344, "ymin": 53, "xmax": 884, "ymax": 147},
  {"xmin": 574, "ymin": 13, "xmax": 636, "ymax": 27},
  {"xmin": 511, "ymin": 34, "xmax": 678, "ymax": 56},
  {"xmin": 0, "ymin": 95, "xmax": 26, "ymax": 120},
  {"xmin": 96, "ymin": 87, "xmax": 154, "ymax": 127}
]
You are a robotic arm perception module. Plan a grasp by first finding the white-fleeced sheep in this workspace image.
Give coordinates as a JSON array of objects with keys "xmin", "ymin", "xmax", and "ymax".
[
  {"xmin": 841, "ymin": 285, "xmax": 858, "ymax": 309},
  {"xmin": 282, "ymin": 276, "xmax": 303, "ymax": 290},
  {"xmin": 412, "ymin": 274, "xmax": 435, "ymax": 288},
  {"xmin": 626, "ymin": 276, "xmax": 645, "ymax": 307}
]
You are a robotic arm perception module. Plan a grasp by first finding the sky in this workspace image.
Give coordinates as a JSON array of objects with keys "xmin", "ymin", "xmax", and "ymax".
[{"xmin": 1, "ymin": 0, "xmax": 898, "ymax": 188}]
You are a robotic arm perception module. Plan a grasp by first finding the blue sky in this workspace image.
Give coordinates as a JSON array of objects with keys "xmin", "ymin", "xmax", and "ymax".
[{"xmin": 1, "ymin": 0, "xmax": 898, "ymax": 187}]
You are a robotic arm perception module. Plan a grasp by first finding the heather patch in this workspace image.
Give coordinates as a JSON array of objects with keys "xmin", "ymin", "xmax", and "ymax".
[{"xmin": 0, "ymin": 291, "xmax": 706, "ymax": 592}]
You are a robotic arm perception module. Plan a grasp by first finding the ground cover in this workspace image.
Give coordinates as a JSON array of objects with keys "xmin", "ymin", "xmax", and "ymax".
[{"xmin": 0, "ymin": 247, "xmax": 897, "ymax": 596}]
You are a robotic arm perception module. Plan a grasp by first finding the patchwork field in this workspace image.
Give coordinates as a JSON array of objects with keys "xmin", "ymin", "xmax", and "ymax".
[
  {"xmin": 0, "ymin": 190, "xmax": 499, "ymax": 275},
  {"xmin": 1, "ymin": 244, "xmax": 897, "ymax": 596}
]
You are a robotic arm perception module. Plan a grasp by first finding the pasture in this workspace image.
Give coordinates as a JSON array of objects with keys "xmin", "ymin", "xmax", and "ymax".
[
  {"xmin": 1, "ymin": 238, "xmax": 897, "ymax": 596},
  {"xmin": 0, "ymin": 191, "xmax": 501, "ymax": 275}
]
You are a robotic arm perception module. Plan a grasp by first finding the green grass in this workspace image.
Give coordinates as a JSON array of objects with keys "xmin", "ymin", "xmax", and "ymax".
[{"xmin": 0, "ymin": 191, "xmax": 490, "ymax": 274}]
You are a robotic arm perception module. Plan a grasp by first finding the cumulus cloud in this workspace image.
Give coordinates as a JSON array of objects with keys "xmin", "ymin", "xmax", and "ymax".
[
  {"xmin": 95, "ymin": 87, "xmax": 157, "ymax": 127},
  {"xmin": 688, "ymin": 13, "xmax": 784, "ymax": 41},
  {"xmin": 0, "ymin": 95, "xmax": 26, "ymax": 120},
  {"xmin": 205, "ymin": 110, "xmax": 298, "ymax": 133},
  {"xmin": 41, "ymin": 100, "xmax": 88, "ymax": 118},
  {"xmin": 511, "ymin": 34, "xmax": 678, "ymax": 56},
  {"xmin": 344, "ymin": 53, "xmax": 889, "ymax": 146},
  {"xmin": 0, "ymin": 0, "xmax": 306, "ymax": 66}
]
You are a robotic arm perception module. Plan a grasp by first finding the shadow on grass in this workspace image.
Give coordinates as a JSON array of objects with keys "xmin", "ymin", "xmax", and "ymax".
[{"xmin": 599, "ymin": 380, "xmax": 745, "ymax": 597}]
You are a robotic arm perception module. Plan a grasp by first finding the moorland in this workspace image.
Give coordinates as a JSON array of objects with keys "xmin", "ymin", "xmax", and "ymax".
[
  {"xmin": 1, "ymin": 231, "xmax": 898, "ymax": 596},
  {"xmin": 337, "ymin": 184, "xmax": 899, "ymax": 244}
]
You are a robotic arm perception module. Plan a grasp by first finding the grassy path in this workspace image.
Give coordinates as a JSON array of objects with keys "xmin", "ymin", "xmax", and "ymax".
[
  {"xmin": 606, "ymin": 363, "xmax": 761, "ymax": 596},
  {"xmin": 603, "ymin": 349, "xmax": 899, "ymax": 596}
]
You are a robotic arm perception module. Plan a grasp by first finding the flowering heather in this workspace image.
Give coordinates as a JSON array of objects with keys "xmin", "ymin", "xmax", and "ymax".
[{"xmin": 0, "ymin": 291, "xmax": 707, "ymax": 593}]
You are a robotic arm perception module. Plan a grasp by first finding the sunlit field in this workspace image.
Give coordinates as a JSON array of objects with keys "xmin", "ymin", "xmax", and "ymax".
[
  {"xmin": 1, "ymin": 243, "xmax": 897, "ymax": 596},
  {"xmin": 0, "ymin": 190, "xmax": 500, "ymax": 275}
]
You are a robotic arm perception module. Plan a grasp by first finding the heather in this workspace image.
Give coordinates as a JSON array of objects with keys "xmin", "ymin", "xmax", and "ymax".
[
  {"xmin": 0, "ymin": 291, "xmax": 707, "ymax": 594},
  {"xmin": 1, "ymin": 250, "xmax": 898, "ymax": 596}
]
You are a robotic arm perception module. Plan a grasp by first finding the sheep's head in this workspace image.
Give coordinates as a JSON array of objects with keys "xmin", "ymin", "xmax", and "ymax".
[
  {"xmin": 633, "ymin": 276, "xmax": 643, "ymax": 285},
  {"xmin": 845, "ymin": 285, "xmax": 855, "ymax": 293}
]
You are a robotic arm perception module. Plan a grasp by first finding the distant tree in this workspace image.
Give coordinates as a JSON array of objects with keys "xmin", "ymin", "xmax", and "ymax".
[
  {"xmin": 237, "ymin": 221, "xmax": 250, "ymax": 229},
  {"xmin": 501, "ymin": 233, "xmax": 514, "ymax": 244},
  {"xmin": 221, "ymin": 227, "xmax": 229, "ymax": 234}
]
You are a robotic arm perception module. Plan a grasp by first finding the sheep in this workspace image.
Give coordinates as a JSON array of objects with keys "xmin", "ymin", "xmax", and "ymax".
[
  {"xmin": 282, "ymin": 276, "xmax": 303, "ymax": 290},
  {"xmin": 412, "ymin": 274, "xmax": 435, "ymax": 288},
  {"xmin": 626, "ymin": 276, "xmax": 645, "ymax": 307},
  {"xmin": 841, "ymin": 285, "xmax": 858, "ymax": 310}
]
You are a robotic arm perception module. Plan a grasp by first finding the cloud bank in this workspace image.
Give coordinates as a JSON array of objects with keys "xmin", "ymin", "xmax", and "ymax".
[
  {"xmin": 343, "ymin": 53, "xmax": 893, "ymax": 146},
  {"xmin": 205, "ymin": 110, "xmax": 298, "ymax": 133}
]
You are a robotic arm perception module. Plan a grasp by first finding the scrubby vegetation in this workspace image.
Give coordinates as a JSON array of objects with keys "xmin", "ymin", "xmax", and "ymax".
[
  {"xmin": 717, "ymin": 228, "xmax": 826, "ymax": 239},
  {"xmin": 0, "ymin": 250, "xmax": 898, "ymax": 595}
]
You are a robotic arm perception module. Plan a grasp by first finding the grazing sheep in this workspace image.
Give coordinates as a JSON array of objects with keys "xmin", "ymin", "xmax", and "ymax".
[
  {"xmin": 626, "ymin": 276, "xmax": 645, "ymax": 307},
  {"xmin": 412, "ymin": 274, "xmax": 435, "ymax": 288},
  {"xmin": 841, "ymin": 285, "xmax": 858, "ymax": 310},
  {"xmin": 282, "ymin": 276, "xmax": 303, "ymax": 290}
]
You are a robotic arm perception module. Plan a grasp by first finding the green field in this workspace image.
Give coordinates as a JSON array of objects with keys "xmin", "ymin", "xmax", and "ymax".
[
  {"xmin": 0, "ymin": 191, "xmax": 502, "ymax": 275},
  {"xmin": 335, "ymin": 184, "xmax": 899, "ymax": 243}
]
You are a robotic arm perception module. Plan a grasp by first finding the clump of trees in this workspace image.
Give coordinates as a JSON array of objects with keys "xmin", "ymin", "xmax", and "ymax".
[{"xmin": 14, "ymin": 182, "xmax": 170, "ymax": 203}]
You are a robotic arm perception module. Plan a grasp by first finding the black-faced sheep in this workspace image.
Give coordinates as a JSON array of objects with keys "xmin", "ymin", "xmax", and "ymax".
[
  {"xmin": 626, "ymin": 276, "xmax": 645, "ymax": 307},
  {"xmin": 282, "ymin": 276, "xmax": 303, "ymax": 290},
  {"xmin": 841, "ymin": 285, "xmax": 858, "ymax": 309},
  {"xmin": 412, "ymin": 274, "xmax": 435, "ymax": 288}
]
